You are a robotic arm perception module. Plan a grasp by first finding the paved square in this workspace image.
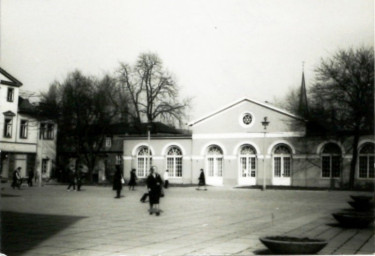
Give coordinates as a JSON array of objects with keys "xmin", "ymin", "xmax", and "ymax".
[{"xmin": 1, "ymin": 184, "xmax": 374, "ymax": 255}]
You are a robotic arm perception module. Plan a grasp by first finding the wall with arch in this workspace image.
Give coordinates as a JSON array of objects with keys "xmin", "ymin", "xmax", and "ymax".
[{"xmin": 121, "ymin": 132, "xmax": 374, "ymax": 188}]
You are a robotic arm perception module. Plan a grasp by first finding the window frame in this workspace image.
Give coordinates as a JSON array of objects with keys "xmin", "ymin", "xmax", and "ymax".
[
  {"xmin": 321, "ymin": 143, "xmax": 342, "ymax": 179},
  {"xmin": 273, "ymin": 144, "xmax": 292, "ymax": 178},
  {"xmin": 20, "ymin": 119, "xmax": 28, "ymax": 139},
  {"xmin": 115, "ymin": 154, "xmax": 122, "ymax": 165},
  {"xmin": 40, "ymin": 123, "xmax": 54, "ymax": 140},
  {"xmin": 41, "ymin": 159, "xmax": 48, "ymax": 174},
  {"xmin": 239, "ymin": 145, "xmax": 257, "ymax": 178},
  {"xmin": 7, "ymin": 87, "xmax": 14, "ymax": 102},
  {"xmin": 206, "ymin": 145, "xmax": 223, "ymax": 177},
  {"xmin": 4, "ymin": 117, "xmax": 13, "ymax": 138},
  {"xmin": 136, "ymin": 146, "xmax": 152, "ymax": 178},
  {"xmin": 358, "ymin": 143, "xmax": 375, "ymax": 179},
  {"xmin": 166, "ymin": 146, "xmax": 183, "ymax": 178}
]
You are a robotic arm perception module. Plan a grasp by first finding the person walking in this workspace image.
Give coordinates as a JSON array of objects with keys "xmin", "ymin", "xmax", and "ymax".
[
  {"xmin": 146, "ymin": 167, "xmax": 163, "ymax": 216},
  {"xmin": 163, "ymin": 169, "xmax": 169, "ymax": 189},
  {"xmin": 27, "ymin": 168, "xmax": 34, "ymax": 187},
  {"xmin": 128, "ymin": 168, "xmax": 137, "ymax": 191},
  {"xmin": 113, "ymin": 165, "xmax": 123, "ymax": 198},
  {"xmin": 66, "ymin": 165, "xmax": 76, "ymax": 191},
  {"xmin": 11, "ymin": 167, "xmax": 22, "ymax": 189},
  {"xmin": 196, "ymin": 168, "xmax": 207, "ymax": 191},
  {"xmin": 76, "ymin": 167, "xmax": 82, "ymax": 191}
]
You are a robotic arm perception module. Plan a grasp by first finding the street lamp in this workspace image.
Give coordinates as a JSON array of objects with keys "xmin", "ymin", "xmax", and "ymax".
[{"xmin": 261, "ymin": 117, "xmax": 270, "ymax": 191}]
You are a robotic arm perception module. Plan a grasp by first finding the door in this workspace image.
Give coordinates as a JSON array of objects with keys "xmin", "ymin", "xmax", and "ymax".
[
  {"xmin": 238, "ymin": 145, "xmax": 257, "ymax": 186},
  {"xmin": 206, "ymin": 145, "xmax": 223, "ymax": 186},
  {"xmin": 272, "ymin": 144, "xmax": 292, "ymax": 186},
  {"xmin": 273, "ymin": 156, "xmax": 291, "ymax": 185},
  {"xmin": 238, "ymin": 157, "xmax": 256, "ymax": 185}
]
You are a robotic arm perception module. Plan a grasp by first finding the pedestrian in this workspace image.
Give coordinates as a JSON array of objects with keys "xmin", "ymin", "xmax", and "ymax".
[
  {"xmin": 196, "ymin": 168, "xmax": 207, "ymax": 191},
  {"xmin": 27, "ymin": 168, "xmax": 34, "ymax": 187},
  {"xmin": 76, "ymin": 166, "xmax": 82, "ymax": 191},
  {"xmin": 128, "ymin": 168, "xmax": 137, "ymax": 191},
  {"xmin": 163, "ymin": 169, "xmax": 169, "ymax": 189},
  {"xmin": 146, "ymin": 167, "xmax": 163, "ymax": 216},
  {"xmin": 11, "ymin": 167, "xmax": 22, "ymax": 189},
  {"xmin": 113, "ymin": 165, "xmax": 123, "ymax": 198},
  {"xmin": 66, "ymin": 165, "xmax": 76, "ymax": 191},
  {"xmin": 140, "ymin": 189, "xmax": 148, "ymax": 203}
]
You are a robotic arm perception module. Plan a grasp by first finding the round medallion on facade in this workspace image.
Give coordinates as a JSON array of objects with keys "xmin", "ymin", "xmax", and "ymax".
[
  {"xmin": 239, "ymin": 111, "xmax": 255, "ymax": 128},
  {"xmin": 242, "ymin": 113, "xmax": 253, "ymax": 125}
]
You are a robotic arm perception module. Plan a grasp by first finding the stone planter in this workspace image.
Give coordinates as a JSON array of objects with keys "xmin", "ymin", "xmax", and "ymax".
[
  {"xmin": 348, "ymin": 200, "xmax": 374, "ymax": 212},
  {"xmin": 350, "ymin": 195, "xmax": 373, "ymax": 203},
  {"xmin": 259, "ymin": 236, "xmax": 328, "ymax": 255},
  {"xmin": 332, "ymin": 212, "xmax": 374, "ymax": 228}
]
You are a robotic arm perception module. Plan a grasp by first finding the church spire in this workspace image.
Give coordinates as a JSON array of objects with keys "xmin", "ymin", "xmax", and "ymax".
[{"xmin": 298, "ymin": 63, "xmax": 309, "ymax": 118}]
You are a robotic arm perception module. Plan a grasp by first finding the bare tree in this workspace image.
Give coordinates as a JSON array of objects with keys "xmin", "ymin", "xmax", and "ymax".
[
  {"xmin": 310, "ymin": 47, "xmax": 374, "ymax": 188},
  {"xmin": 116, "ymin": 53, "xmax": 190, "ymax": 126}
]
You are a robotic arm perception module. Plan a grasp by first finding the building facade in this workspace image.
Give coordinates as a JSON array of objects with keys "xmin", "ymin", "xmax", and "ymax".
[
  {"xmin": 0, "ymin": 67, "xmax": 57, "ymax": 181},
  {"xmin": 122, "ymin": 97, "xmax": 374, "ymax": 189}
]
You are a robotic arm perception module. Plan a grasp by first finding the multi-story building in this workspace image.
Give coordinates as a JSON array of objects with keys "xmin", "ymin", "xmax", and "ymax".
[{"xmin": 0, "ymin": 67, "xmax": 57, "ymax": 182}]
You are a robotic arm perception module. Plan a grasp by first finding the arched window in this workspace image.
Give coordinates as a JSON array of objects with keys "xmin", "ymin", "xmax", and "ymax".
[
  {"xmin": 207, "ymin": 145, "xmax": 223, "ymax": 177},
  {"xmin": 273, "ymin": 144, "xmax": 291, "ymax": 178},
  {"xmin": 359, "ymin": 143, "xmax": 374, "ymax": 179},
  {"xmin": 137, "ymin": 146, "xmax": 152, "ymax": 178},
  {"xmin": 166, "ymin": 146, "xmax": 183, "ymax": 177},
  {"xmin": 240, "ymin": 145, "xmax": 257, "ymax": 177},
  {"xmin": 321, "ymin": 143, "xmax": 341, "ymax": 178}
]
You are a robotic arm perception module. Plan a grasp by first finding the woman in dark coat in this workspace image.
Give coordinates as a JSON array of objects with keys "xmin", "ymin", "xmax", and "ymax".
[
  {"xmin": 12, "ymin": 167, "xmax": 22, "ymax": 189},
  {"xmin": 113, "ymin": 165, "xmax": 123, "ymax": 198},
  {"xmin": 196, "ymin": 168, "xmax": 207, "ymax": 191},
  {"xmin": 146, "ymin": 167, "xmax": 163, "ymax": 216},
  {"xmin": 128, "ymin": 169, "xmax": 137, "ymax": 191}
]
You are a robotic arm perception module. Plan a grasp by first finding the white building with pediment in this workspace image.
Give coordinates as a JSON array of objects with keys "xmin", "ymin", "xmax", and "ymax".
[{"xmin": 122, "ymin": 83, "xmax": 374, "ymax": 189}]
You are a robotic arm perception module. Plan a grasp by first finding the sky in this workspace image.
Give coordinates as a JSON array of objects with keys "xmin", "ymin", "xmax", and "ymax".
[{"xmin": 1, "ymin": 0, "xmax": 373, "ymax": 123}]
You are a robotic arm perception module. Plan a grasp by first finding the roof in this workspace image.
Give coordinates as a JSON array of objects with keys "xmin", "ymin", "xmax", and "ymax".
[
  {"xmin": 0, "ymin": 67, "xmax": 23, "ymax": 87},
  {"xmin": 188, "ymin": 97, "xmax": 305, "ymax": 126},
  {"xmin": 18, "ymin": 97, "xmax": 37, "ymax": 115},
  {"xmin": 108, "ymin": 122, "xmax": 191, "ymax": 136}
]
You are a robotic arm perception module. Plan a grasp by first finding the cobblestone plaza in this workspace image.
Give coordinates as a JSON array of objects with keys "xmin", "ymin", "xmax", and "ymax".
[{"xmin": 1, "ymin": 184, "xmax": 374, "ymax": 255}]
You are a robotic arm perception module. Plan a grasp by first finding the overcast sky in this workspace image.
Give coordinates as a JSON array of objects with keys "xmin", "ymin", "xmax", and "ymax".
[{"xmin": 1, "ymin": 0, "xmax": 373, "ymax": 122}]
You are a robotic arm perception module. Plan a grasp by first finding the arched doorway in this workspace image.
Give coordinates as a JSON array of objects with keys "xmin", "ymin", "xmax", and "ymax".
[
  {"xmin": 206, "ymin": 145, "xmax": 223, "ymax": 186},
  {"xmin": 321, "ymin": 143, "xmax": 342, "ymax": 179},
  {"xmin": 166, "ymin": 146, "xmax": 183, "ymax": 178},
  {"xmin": 136, "ymin": 146, "xmax": 152, "ymax": 178},
  {"xmin": 358, "ymin": 143, "xmax": 374, "ymax": 179},
  {"xmin": 238, "ymin": 144, "xmax": 257, "ymax": 186},
  {"xmin": 272, "ymin": 144, "xmax": 292, "ymax": 186}
]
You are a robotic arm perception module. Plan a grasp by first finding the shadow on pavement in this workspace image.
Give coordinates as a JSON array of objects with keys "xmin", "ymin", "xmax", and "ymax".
[
  {"xmin": 1, "ymin": 211, "xmax": 86, "ymax": 256},
  {"xmin": 1, "ymin": 194, "xmax": 21, "ymax": 197},
  {"xmin": 253, "ymin": 248, "xmax": 273, "ymax": 255}
]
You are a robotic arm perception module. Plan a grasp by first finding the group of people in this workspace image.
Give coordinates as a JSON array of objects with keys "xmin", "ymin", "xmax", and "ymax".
[
  {"xmin": 11, "ymin": 167, "xmax": 36, "ymax": 189},
  {"xmin": 66, "ymin": 165, "xmax": 83, "ymax": 191},
  {"xmin": 112, "ymin": 167, "xmax": 207, "ymax": 216}
]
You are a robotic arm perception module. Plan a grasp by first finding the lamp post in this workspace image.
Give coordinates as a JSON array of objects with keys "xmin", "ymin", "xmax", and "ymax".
[{"xmin": 261, "ymin": 117, "xmax": 270, "ymax": 191}]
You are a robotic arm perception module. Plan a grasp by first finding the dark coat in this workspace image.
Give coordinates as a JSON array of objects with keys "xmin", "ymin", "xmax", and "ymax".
[
  {"xmin": 198, "ymin": 171, "xmax": 206, "ymax": 185},
  {"xmin": 112, "ymin": 169, "xmax": 123, "ymax": 191},
  {"xmin": 128, "ymin": 171, "xmax": 137, "ymax": 186},
  {"xmin": 146, "ymin": 173, "xmax": 163, "ymax": 204}
]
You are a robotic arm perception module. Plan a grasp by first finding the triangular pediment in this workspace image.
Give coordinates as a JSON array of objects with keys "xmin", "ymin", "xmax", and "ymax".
[
  {"xmin": 0, "ymin": 67, "xmax": 23, "ymax": 87},
  {"xmin": 3, "ymin": 111, "xmax": 16, "ymax": 117},
  {"xmin": 188, "ymin": 97, "xmax": 304, "ymax": 127}
]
